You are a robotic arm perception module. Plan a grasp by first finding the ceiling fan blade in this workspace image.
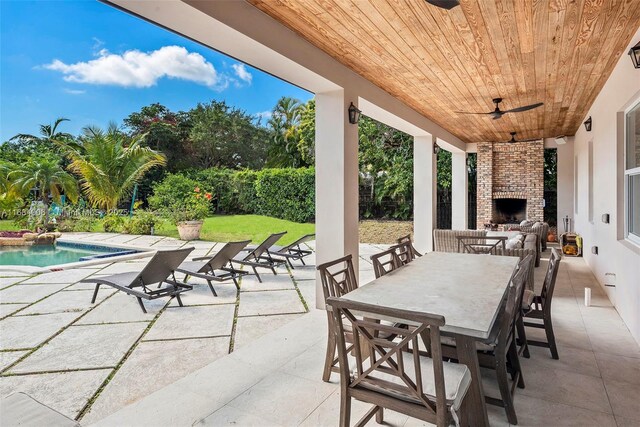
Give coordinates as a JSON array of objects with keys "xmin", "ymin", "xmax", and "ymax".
[
  {"xmin": 425, "ymin": 0, "xmax": 460, "ymax": 10},
  {"xmin": 503, "ymin": 102, "xmax": 544, "ymax": 114}
]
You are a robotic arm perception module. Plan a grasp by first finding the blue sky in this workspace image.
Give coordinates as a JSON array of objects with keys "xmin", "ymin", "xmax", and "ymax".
[{"xmin": 0, "ymin": 0, "xmax": 312, "ymax": 142}]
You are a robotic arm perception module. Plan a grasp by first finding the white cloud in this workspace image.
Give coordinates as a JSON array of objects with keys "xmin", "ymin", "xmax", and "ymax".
[
  {"xmin": 44, "ymin": 45, "xmax": 223, "ymax": 89},
  {"xmin": 64, "ymin": 88, "xmax": 86, "ymax": 95},
  {"xmin": 254, "ymin": 110, "xmax": 272, "ymax": 121},
  {"xmin": 232, "ymin": 63, "xmax": 252, "ymax": 84}
]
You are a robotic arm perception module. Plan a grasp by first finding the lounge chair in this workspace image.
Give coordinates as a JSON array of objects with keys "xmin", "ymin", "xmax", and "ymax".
[
  {"xmin": 259, "ymin": 233, "xmax": 315, "ymax": 268},
  {"xmin": 81, "ymin": 247, "xmax": 194, "ymax": 313},
  {"xmin": 176, "ymin": 240, "xmax": 251, "ymax": 295},
  {"xmin": 230, "ymin": 232, "xmax": 287, "ymax": 283}
]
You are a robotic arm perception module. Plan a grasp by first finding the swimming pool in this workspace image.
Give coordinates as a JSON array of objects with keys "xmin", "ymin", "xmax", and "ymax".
[{"xmin": 0, "ymin": 241, "xmax": 140, "ymax": 268}]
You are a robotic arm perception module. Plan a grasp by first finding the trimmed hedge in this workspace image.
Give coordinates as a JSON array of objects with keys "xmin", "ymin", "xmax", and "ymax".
[{"xmin": 154, "ymin": 167, "xmax": 315, "ymax": 223}]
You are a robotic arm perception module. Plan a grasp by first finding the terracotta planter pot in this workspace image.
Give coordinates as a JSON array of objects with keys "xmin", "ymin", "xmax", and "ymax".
[{"xmin": 177, "ymin": 220, "xmax": 203, "ymax": 241}]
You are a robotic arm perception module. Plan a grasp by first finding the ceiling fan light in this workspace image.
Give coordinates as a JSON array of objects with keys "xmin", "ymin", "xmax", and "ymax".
[{"xmin": 425, "ymin": 0, "xmax": 460, "ymax": 10}]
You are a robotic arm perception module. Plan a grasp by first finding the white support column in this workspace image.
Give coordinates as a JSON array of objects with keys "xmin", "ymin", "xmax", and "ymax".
[
  {"xmin": 413, "ymin": 135, "xmax": 437, "ymax": 253},
  {"xmin": 451, "ymin": 151, "xmax": 469, "ymax": 230},
  {"xmin": 315, "ymin": 90, "xmax": 360, "ymax": 309},
  {"xmin": 556, "ymin": 138, "xmax": 575, "ymax": 231}
]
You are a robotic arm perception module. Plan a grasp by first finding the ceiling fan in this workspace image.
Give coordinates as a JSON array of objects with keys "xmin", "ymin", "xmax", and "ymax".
[
  {"xmin": 425, "ymin": 0, "xmax": 460, "ymax": 10},
  {"xmin": 503, "ymin": 132, "xmax": 540, "ymax": 144},
  {"xmin": 457, "ymin": 98, "xmax": 544, "ymax": 120}
]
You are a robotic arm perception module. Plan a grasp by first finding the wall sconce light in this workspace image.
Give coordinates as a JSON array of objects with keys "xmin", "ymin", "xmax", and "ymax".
[
  {"xmin": 433, "ymin": 143, "xmax": 441, "ymax": 155},
  {"xmin": 348, "ymin": 102, "xmax": 361, "ymax": 124},
  {"xmin": 583, "ymin": 116, "xmax": 592, "ymax": 132},
  {"xmin": 629, "ymin": 41, "xmax": 640, "ymax": 69}
]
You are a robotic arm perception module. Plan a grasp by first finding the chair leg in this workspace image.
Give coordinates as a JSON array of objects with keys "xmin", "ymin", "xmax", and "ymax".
[
  {"xmin": 516, "ymin": 314, "xmax": 530, "ymax": 358},
  {"xmin": 508, "ymin": 339, "xmax": 525, "ymax": 389},
  {"xmin": 323, "ymin": 327, "xmax": 337, "ymax": 382},
  {"xmin": 339, "ymin": 393, "xmax": 351, "ymax": 427},
  {"xmin": 495, "ymin": 355, "xmax": 518, "ymax": 425},
  {"xmin": 184, "ymin": 274, "xmax": 190, "ymax": 282},
  {"xmin": 300, "ymin": 257, "xmax": 306, "ymax": 266},
  {"xmin": 136, "ymin": 297, "xmax": 147, "ymax": 313},
  {"xmin": 544, "ymin": 316, "xmax": 559, "ymax": 360},
  {"xmin": 375, "ymin": 406, "xmax": 384, "ymax": 424},
  {"xmin": 287, "ymin": 258, "xmax": 294, "ymax": 269},
  {"xmin": 232, "ymin": 276, "xmax": 240, "ymax": 290},
  {"xmin": 206, "ymin": 280, "xmax": 218, "ymax": 297},
  {"xmin": 253, "ymin": 267, "xmax": 262, "ymax": 283},
  {"xmin": 91, "ymin": 284, "xmax": 100, "ymax": 303},
  {"xmin": 175, "ymin": 293, "xmax": 184, "ymax": 307},
  {"xmin": 270, "ymin": 265, "xmax": 277, "ymax": 275}
]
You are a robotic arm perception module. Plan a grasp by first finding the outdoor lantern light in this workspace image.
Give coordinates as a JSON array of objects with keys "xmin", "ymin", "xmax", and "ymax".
[
  {"xmin": 583, "ymin": 116, "xmax": 592, "ymax": 132},
  {"xmin": 433, "ymin": 143, "xmax": 441, "ymax": 155},
  {"xmin": 629, "ymin": 41, "xmax": 640, "ymax": 69},
  {"xmin": 348, "ymin": 102, "xmax": 361, "ymax": 124}
]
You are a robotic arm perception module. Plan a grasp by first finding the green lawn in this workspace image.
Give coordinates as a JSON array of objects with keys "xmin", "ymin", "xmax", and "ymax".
[
  {"xmin": 0, "ymin": 215, "xmax": 315, "ymax": 245},
  {"xmin": 155, "ymin": 215, "xmax": 314, "ymax": 245}
]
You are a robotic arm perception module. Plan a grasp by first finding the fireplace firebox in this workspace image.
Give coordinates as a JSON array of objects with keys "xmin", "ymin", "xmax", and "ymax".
[{"xmin": 492, "ymin": 198, "xmax": 527, "ymax": 224}]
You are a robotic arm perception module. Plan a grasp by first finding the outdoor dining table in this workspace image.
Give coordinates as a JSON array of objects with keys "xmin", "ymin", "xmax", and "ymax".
[{"xmin": 341, "ymin": 251, "xmax": 519, "ymax": 427}]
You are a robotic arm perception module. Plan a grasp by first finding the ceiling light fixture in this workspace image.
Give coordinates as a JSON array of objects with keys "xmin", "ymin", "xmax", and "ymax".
[
  {"xmin": 348, "ymin": 102, "xmax": 361, "ymax": 125},
  {"xmin": 629, "ymin": 41, "xmax": 640, "ymax": 69},
  {"xmin": 583, "ymin": 116, "xmax": 592, "ymax": 132}
]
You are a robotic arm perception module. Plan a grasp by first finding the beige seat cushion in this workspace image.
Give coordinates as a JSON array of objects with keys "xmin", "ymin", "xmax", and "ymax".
[
  {"xmin": 521, "ymin": 289, "xmax": 535, "ymax": 310},
  {"xmin": 355, "ymin": 351, "xmax": 471, "ymax": 411},
  {"xmin": 1, "ymin": 393, "xmax": 79, "ymax": 427},
  {"xmin": 440, "ymin": 335, "xmax": 495, "ymax": 352}
]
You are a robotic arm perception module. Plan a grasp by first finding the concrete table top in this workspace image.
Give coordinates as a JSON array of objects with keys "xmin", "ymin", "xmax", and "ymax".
[{"xmin": 342, "ymin": 252, "xmax": 519, "ymax": 340}]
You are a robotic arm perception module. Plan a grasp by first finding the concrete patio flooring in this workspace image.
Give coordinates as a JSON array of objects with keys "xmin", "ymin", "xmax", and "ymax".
[
  {"xmin": 0, "ymin": 232, "xmax": 390, "ymax": 423},
  {"xmin": 1, "ymin": 235, "xmax": 639, "ymax": 426}
]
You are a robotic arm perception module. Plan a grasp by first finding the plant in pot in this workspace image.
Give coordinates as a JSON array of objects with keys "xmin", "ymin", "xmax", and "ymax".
[{"xmin": 169, "ymin": 187, "xmax": 212, "ymax": 241}]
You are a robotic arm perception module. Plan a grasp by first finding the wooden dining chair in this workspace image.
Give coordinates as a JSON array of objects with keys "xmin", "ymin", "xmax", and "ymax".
[
  {"xmin": 371, "ymin": 247, "xmax": 402, "ymax": 278},
  {"xmin": 440, "ymin": 254, "xmax": 532, "ymax": 425},
  {"xmin": 456, "ymin": 235, "xmax": 507, "ymax": 255},
  {"xmin": 317, "ymin": 254, "xmax": 361, "ymax": 382},
  {"xmin": 396, "ymin": 234, "xmax": 422, "ymax": 259},
  {"xmin": 326, "ymin": 296, "xmax": 472, "ymax": 427},
  {"xmin": 521, "ymin": 248, "xmax": 562, "ymax": 359}
]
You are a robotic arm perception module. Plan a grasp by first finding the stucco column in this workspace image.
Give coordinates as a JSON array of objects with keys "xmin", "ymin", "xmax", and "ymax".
[
  {"xmin": 315, "ymin": 90, "xmax": 359, "ymax": 309},
  {"xmin": 556, "ymin": 138, "xmax": 575, "ymax": 232},
  {"xmin": 451, "ymin": 151, "xmax": 469, "ymax": 230},
  {"xmin": 414, "ymin": 135, "xmax": 437, "ymax": 253}
]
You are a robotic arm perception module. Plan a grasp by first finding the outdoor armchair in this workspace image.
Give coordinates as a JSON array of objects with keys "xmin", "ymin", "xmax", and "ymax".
[
  {"xmin": 176, "ymin": 240, "xmax": 251, "ymax": 295},
  {"xmin": 81, "ymin": 247, "xmax": 194, "ymax": 313}
]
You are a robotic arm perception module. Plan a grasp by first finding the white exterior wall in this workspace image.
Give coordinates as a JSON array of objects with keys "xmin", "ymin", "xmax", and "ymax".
[{"xmin": 572, "ymin": 27, "xmax": 640, "ymax": 343}]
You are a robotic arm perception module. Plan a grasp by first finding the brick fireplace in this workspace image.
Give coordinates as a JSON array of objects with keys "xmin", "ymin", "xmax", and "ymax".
[{"xmin": 476, "ymin": 141, "xmax": 544, "ymax": 228}]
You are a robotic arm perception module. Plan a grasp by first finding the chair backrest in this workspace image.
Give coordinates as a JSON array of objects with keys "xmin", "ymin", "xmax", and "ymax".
[
  {"xmin": 457, "ymin": 235, "xmax": 506, "ymax": 255},
  {"xmin": 206, "ymin": 240, "xmax": 251, "ymax": 271},
  {"xmin": 327, "ymin": 297, "xmax": 449, "ymax": 421},
  {"xmin": 540, "ymin": 248, "xmax": 561, "ymax": 312},
  {"xmin": 137, "ymin": 247, "xmax": 194, "ymax": 286},
  {"xmin": 496, "ymin": 254, "xmax": 532, "ymax": 346},
  {"xmin": 316, "ymin": 255, "xmax": 359, "ymax": 304},
  {"xmin": 281, "ymin": 233, "xmax": 315, "ymax": 251},
  {"xmin": 244, "ymin": 232, "xmax": 287, "ymax": 260},
  {"xmin": 396, "ymin": 234, "xmax": 422, "ymax": 258},
  {"xmin": 371, "ymin": 247, "xmax": 402, "ymax": 278},
  {"xmin": 433, "ymin": 229, "xmax": 486, "ymax": 252}
]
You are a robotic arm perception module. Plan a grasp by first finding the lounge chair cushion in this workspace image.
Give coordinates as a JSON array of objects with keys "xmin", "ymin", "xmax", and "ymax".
[
  {"xmin": 440, "ymin": 335, "xmax": 495, "ymax": 352},
  {"xmin": 1, "ymin": 393, "xmax": 79, "ymax": 427}
]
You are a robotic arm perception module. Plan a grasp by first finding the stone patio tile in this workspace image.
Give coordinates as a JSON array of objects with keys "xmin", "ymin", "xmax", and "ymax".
[
  {"xmin": 616, "ymin": 416, "xmax": 640, "ymax": 427},
  {"xmin": 595, "ymin": 353, "xmax": 640, "ymax": 385},
  {"xmin": 0, "ymin": 312, "xmax": 79, "ymax": 350},
  {"xmin": 0, "ymin": 284, "xmax": 68, "ymax": 304},
  {"xmin": 10, "ymin": 322, "xmax": 148, "ymax": 373},
  {"xmin": 0, "ymin": 350, "xmax": 28, "ymax": 371},
  {"xmin": 19, "ymin": 289, "xmax": 115, "ymax": 315},
  {"xmin": 290, "ymin": 265, "xmax": 316, "ymax": 281},
  {"xmin": 280, "ymin": 340, "xmax": 327, "ymax": 382},
  {"xmin": 359, "ymin": 269, "xmax": 376, "ymax": 286},
  {"xmin": 226, "ymin": 370, "xmax": 335, "ymax": 425},
  {"xmin": 96, "ymin": 262, "xmax": 149, "ymax": 275},
  {"xmin": 168, "ymin": 279, "xmax": 237, "ymax": 306},
  {"xmin": 21, "ymin": 269, "xmax": 100, "ymax": 284},
  {"xmin": 526, "ymin": 321, "xmax": 592, "ymax": 351},
  {"xmin": 0, "ymin": 272, "xmax": 32, "ymax": 277},
  {"xmin": 518, "ymin": 364, "xmax": 612, "ymax": 414},
  {"xmin": 234, "ymin": 313, "xmax": 304, "ymax": 350},
  {"xmin": 240, "ymin": 273, "xmax": 295, "ymax": 292},
  {"xmin": 76, "ymin": 292, "xmax": 163, "ymax": 324},
  {"xmin": 0, "ymin": 369, "xmax": 110, "ymax": 419},
  {"xmin": 237, "ymin": 290, "xmax": 305, "ymax": 317},
  {"xmin": 0, "ymin": 277, "xmax": 27, "ymax": 289},
  {"xmin": 83, "ymin": 337, "xmax": 229, "ymax": 424},
  {"xmin": 296, "ymin": 280, "xmax": 316, "ymax": 309},
  {"xmin": 0, "ymin": 303, "xmax": 27, "ymax": 318},
  {"xmin": 144, "ymin": 304, "xmax": 235, "ymax": 341},
  {"xmin": 603, "ymin": 378, "xmax": 640, "ymax": 421},
  {"xmin": 197, "ymin": 404, "xmax": 284, "ymax": 426},
  {"xmin": 522, "ymin": 344, "xmax": 600, "ymax": 377},
  {"xmin": 587, "ymin": 330, "xmax": 640, "ymax": 358}
]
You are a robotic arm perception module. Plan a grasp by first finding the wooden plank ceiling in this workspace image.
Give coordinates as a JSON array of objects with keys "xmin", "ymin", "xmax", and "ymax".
[{"xmin": 249, "ymin": 0, "xmax": 640, "ymax": 143}]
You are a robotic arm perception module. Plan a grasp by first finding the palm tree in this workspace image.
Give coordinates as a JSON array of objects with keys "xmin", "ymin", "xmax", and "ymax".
[
  {"xmin": 10, "ymin": 117, "xmax": 74, "ymax": 153},
  {"xmin": 9, "ymin": 157, "xmax": 79, "ymax": 227},
  {"xmin": 62, "ymin": 124, "xmax": 166, "ymax": 210},
  {"xmin": 267, "ymin": 97, "xmax": 303, "ymax": 167}
]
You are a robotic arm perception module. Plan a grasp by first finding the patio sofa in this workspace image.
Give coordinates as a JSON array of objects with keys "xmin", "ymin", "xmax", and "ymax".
[
  {"xmin": 433, "ymin": 229, "xmax": 538, "ymax": 289},
  {"xmin": 520, "ymin": 221, "xmax": 550, "ymax": 252}
]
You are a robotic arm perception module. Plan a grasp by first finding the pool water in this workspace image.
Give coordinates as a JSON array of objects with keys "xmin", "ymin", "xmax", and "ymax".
[{"xmin": 0, "ymin": 243, "xmax": 137, "ymax": 267}]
